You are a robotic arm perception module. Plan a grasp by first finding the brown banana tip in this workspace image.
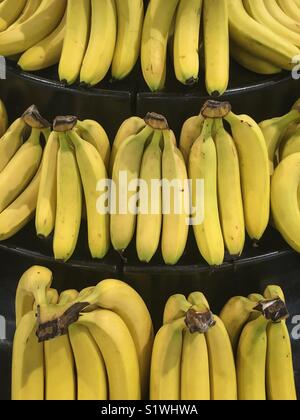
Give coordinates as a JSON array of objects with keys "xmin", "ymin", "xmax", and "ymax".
[
  {"xmin": 254, "ymin": 298, "xmax": 289, "ymax": 323},
  {"xmin": 53, "ymin": 116, "xmax": 78, "ymax": 132},
  {"xmin": 22, "ymin": 105, "xmax": 50, "ymax": 129},
  {"xmin": 201, "ymin": 100, "xmax": 232, "ymax": 119},
  {"xmin": 185, "ymin": 308, "xmax": 216, "ymax": 334},
  {"xmin": 185, "ymin": 77, "xmax": 198, "ymax": 86},
  {"xmin": 144, "ymin": 112, "xmax": 169, "ymax": 130}
]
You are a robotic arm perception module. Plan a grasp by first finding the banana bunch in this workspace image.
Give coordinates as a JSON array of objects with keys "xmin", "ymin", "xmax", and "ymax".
[
  {"xmin": 151, "ymin": 292, "xmax": 237, "ymax": 400},
  {"xmin": 221, "ymin": 285, "xmax": 297, "ymax": 400},
  {"xmin": 183, "ymin": 100, "xmax": 269, "ymax": 266},
  {"xmin": 12, "ymin": 265, "xmax": 154, "ymax": 400},
  {"xmin": 110, "ymin": 112, "xmax": 189, "ymax": 265}
]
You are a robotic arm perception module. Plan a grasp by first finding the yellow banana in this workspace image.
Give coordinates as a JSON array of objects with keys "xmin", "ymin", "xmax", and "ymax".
[
  {"xmin": 0, "ymin": 98, "xmax": 8, "ymax": 137},
  {"xmin": 264, "ymin": 284, "xmax": 286, "ymax": 302},
  {"xmin": 280, "ymin": 126, "xmax": 300, "ymax": 160},
  {"xmin": 277, "ymin": 0, "xmax": 300, "ymax": 22},
  {"xmin": 8, "ymin": 0, "xmax": 42, "ymax": 30},
  {"xmin": 112, "ymin": 0, "xmax": 144, "ymax": 80},
  {"xmin": 179, "ymin": 115, "xmax": 204, "ymax": 164},
  {"xmin": 0, "ymin": 117, "xmax": 26, "ymax": 172},
  {"xmin": 248, "ymin": 293, "xmax": 264, "ymax": 303},
  {"xmin": 0, "ymin": 0, "xmax": 27, "ymax": 32},
  {"xmin": 163, "ymin": 294, "xmax": 191, "ymax": 324},
  {"xmin": 264, "ymin": 0, "xmax": 300, "ymax": 34}
]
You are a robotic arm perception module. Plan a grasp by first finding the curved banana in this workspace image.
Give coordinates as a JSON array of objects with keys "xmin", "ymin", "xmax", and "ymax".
[
  {"xmin": 53, "ymin": 132, "xmax": 82, "ymax": 262},
  {"xmin": 280, "ymin": 126, "xmax": 300, "ymax": 160},
  {"xmin": 189, "ymin": 118, "xmax": 224, "ymax": 266},
  {"xmin": 80, "ymin": 0, "xmax": 117, "ymax": 86},
  {"xmin": 141, "ymin": 0, "xmax": 180, "ymax": 91},
  {"xmin": 163, "ymin": 294, "xmax": 191, "ymax": 324},
  {"xmin": 150, "ymin": 317, "xmax": 186, "ymax": 400},
  {"xmin": 59, "ymin": 0, "xmax": 90, "ymax": 84},
  {"xmin": 136, "ymin": 130, "xmax": 162, "ymax": 263},
  {"xmin": 162, "ymin": 130, "xmax": 190, "ymax": 265},
  {"xmin": 0, "ymin": 0, "xmax": 27, "ymax": 32},
  {"xmin": 264, "ymin": 284, "xmax": 286, "ymax": 302},
  {"xmin": 264, "ymin": 0, "xmax": 300, "ymax": 34},
  {"xmin": 277, "ymin": 0, "xmax": 300, "ymax": 22},
  {"xmin": 68, "ymin": 130, "xmax": 110, "ymax": 259},
  {"xmin": 179, "ymin": 115, "xmax": 204, "ymax": 164},
  {"xmin": 225, "ymin": 112, "xmax": 270, "ymax": 240},
  {"xmin": 0, "ymin": 118, "xmax": 26, "ymax": 172},
  {"xmin": 173, "ymin": 0, "xmax": 202, "ymax": 86},
  {"xmin": 204, "ymin": 0, "xmax": 229, "ymax": 96},
  {"xmin": 0, "ymin": 0, "xmax": 67, "ymax": 56},
  {"xmin": 18, "ymin": 10, "xmax": 66, "ymax": 71},
  {"xmin": 112, "ymin": 0, "xmax": 144, "ymax": 80},
  {"xmin": 214, "ymin": 118, "xmax": 245, "ymax": 257},
  {"xmin": 0, "ymin": 98, "xmax": 8, "ymax": 137},
  {"xmin": 228, "ymin": 0, "xmax": 300, "ymax": 70},
  {"xmin": 8, "ymin": 0, "xmax": 42, "ymax": 30},
  {"xmin": 35, "ymin": 131, "xmax": 59, "ymax": 238},
  {"xmin": 79, "ymin": 309, "xmax": 141, "ymax": 400}
]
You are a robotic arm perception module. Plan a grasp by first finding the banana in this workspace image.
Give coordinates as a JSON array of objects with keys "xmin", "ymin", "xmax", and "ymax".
[
  {"xmin": 264, "ymin": 0, "xmax": 300, "ymax": 34},
  {"xmin": 237, "ymin": 315, "xmax": 269, "ymax": 400},
  {"xmin": 163, "ymin": 294, "xmax": 191, "ymax": 324},
  {"xmin": 80, "ymin": 0, "xmax": 117, "ymax": 86},
  {"xmin": 44, "ymin": 291, "xmax": 77, "ymax": 400},
  {"xmin": 18, "ymin": 10, "xmax": 66, "ymax": 71},
  {"xmin": 15, "ymin": 265, "xmax": 52, "ymax": 327},
  {"xmin": 53, "ymin": 132, "xmax": 82, "ymax": 262},
  {"xmin": 189, "ymin": 118, "xmax": 224, "ymax": 266},
  {"xmin": 179, "ymin": 115, "xmax": 204, "ymax": 164},
  {"xmin": 75, "ymin": 120, "xmax": 110, "ymax": 171},
  {"xmin": 203, "ymin": 0, "xmax": 229, "ymax": 96},
  {"xmin": 47, "ymin": 288, "xmax": 59, "ymax": 305},
  {"xmin": 141, "ymin": 0, "xmax": 180, "ymax": 91},
  {"xmin": 11, "ymin": 311, "xmax": 44, "ymax": 400},
  {"xmin": 230, "ymin": 40, "xmax": 282, "ymax": 74},
  {"xmin": 69, "ymin": 323, "xmax": 108, "ymax": 400},
  {"xmin": 0, "ymin": 127, "xmax": 42, "ymax": 213},
  {"xmin": 0, "ymin": 164, "xmax": 41, "ymax": 241},
  {"xmin": 248, "ymin": 293, "xmax": 264, "ymax": 303},
  {"xmin": 187, "ymin": 291, "xmax": 210, "ymax": 309},
  {"xmin": 214, "ymin": 118, "xmax": 245, "ymax": 257},
  {"xmin": 228, "ymin": 0, "xmax": 300, "ymax": 70},
  {"xmin": 136, "ymin": 130, "xmax": 162, "ymax": 263},
  {"xmin": 277, "ymin": 0, "xmax": 300, "ymax": 22},
  {"xmin": 0, "ymin": 0, "xmax": 27, "ymax": 32},
  {"xmin": 78, "ymin": 310, "xmax": 141, "ymax": 400},
  {"xmin": 264, "ymin": 284, "xmax": 286, "ymax": 302},
  {"xmin": 244, "ymin": 0, "xmax": 300, "ymax": 47},
  {"xmin": 35, "ymin": 131, "xmax": 59, "ymax": 238},
  {"xmin": 110, "ymin": 123, "xmax": 154, "ymax": 252},
  {"xmin": 225, "ymin": 112, "xmax": 270, "ymax": 241},
  {"xmin": 181, "ymin": 328, "xmax": 210, "ymax": 400},
  {"xmin": 59, "ymin": 0, "xmax": 90, "ymax": 85},
  {"xmin": 0, "ymin": 0, "xmax": 67, "ymax": 56},
  {"xmin": 259, "ymin": 109, "xmax": 300, "ymax": 173},
  {"xmin": 150, "ymin": 317, "xmax": 186, "ymax": 400},
  {"xmin": 0, "ymin": 98, "xmax": 8, "ymax": 137},
  {"xmin": 271, "ymin": 153, "xmax": 300, "ymax": 252},
  {"xmin": 280, "ymin": 126, "xmax": 300, "ymax": 160},
  {"xmin": 8, "ymin": 0, "xmax": 42, "ymax": 29},
  {"xmin": 161, "ymin": 129, "xmax": 189, "ymax": 265},
  {"xmin": 220, "ymin": 296, "xmax": 255, "ymax": 355},
  {"xmin": 0, "ymin": 118, "xmax": 26, "ymax": 172},
  {"xmin": 173, "ymin": 0, "xmax": 202, "ymax": 86},
  {"xmin": 112, "ymin": 0, "xmax": 144, "ymax": 80},
  {"xmin": 68, "ymin": 129, "xmax": 109, "ymax": 259}
]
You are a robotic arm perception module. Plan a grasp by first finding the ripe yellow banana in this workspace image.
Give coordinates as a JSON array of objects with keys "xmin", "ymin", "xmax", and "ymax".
[
  {"xmin": 173, "ymin": 0, "xmax": 202, "ymax": 86},
  {"xmin": 228, "ymin": 0, "xmax": 300, "ymax": 70},
  {"xmin": 225, "ymin": 111, "xmax": 270, "ymax": 240},
  {"xmin": 163, "ymin": 294, "xmax": 191, "ymax": 324},
  {"xmin": 110, "ymin": 116, "xmax": 146, "ymax": 175},
  {"xmin": 0, "ymin": 0, "xmax": 27, "ymax": 32},
  {"xmin": 110, "ymin": 124, "xmax": 153, "ymax": 252},
  {"xmin": 18, "ymin": 10, "xmax": 66, "ymax": 71},
  {"xmin": 187, "ymin": 291, "xmax": 210, "ymax": 309},
  {"xmin": 80, "ymin": 0, "xmax": 116, "ymax": 86},
  {"xmin": 78, "ymin": 309, "xmax": 141, "ymax": 400},
  {"xmin": 141, "ymin": 0, "xmax": 180, "ymax": 91},
  {"xmin": 277, "ymin": 0, "xmax": 300, "ymax": 22},
  {"xmin": 53, "ymin": 132, "xmax": 82, "ymax": 262},
  {"xmin": 35, "ymin": 131, "xmax": 59, "ymax": 238},
  {"xmin": 204, "ymin": 0, "xmax": 229, "ymax": 96},
  {"xmin": 69, "ymin": 323, "xmax": 108, "ymax": 400},
  {"xmin": 0, "ymin": 98, "xmax": 8, "ymax": 137},
  {"xmin": 11, "ymin": 311, "xmax": 44, "ymax": 400},
  {"xmin": 150, "ymin": 317, "xmax": 186, "ymax": 400},
  {"xmin": 179, "ymin": 115, "xmax": 204, "ymax": 164},
  {"xmin": 162, "ymin": 129, "xmax": 189, "ymax": 265},
  {"xmin": 0, "ymin": 0, "xmax": 67, "ymax": 56},
  {"xmin": 264, "ymin": 0, "xmax": 300, "ymax": 33},
  {"xmin": 0, "ymin": 127, "xmax": 43, "ymax": 213},
  {"xmin": 237, "ymin": 315, "xmax": 269, "ymax": 400},
  {"xmin": 68, "ymin": 130, "xmax": 110, "ymax": 259},
  {"xmin": 76, "ymin": 120, "xmax": 111, "ymax": 171},
  {"xmin": 280, "ymin": 128, "xmax": 300, "ymax": 161},
  {"xmin": 214, "ymin": 118, "xmax": 245, "ymax": 257},
  {"xmin": 264, "ymin": 284, "xmax": 286, "ymax": 302},
  {"xmin": 136, "ymin": 130, "xmax": 162, "ymax": 263},
  {"xmin": 0, "ymin": 118, "xmax": 26, "ymax": 172},
  {"xmin": 189, "ymin": 118, "xmax": 224, "ymax": 266},
  {"xmin": 248, "ymin": 293, "xmax": 264, "ymax": 303},
  {"xmin": 8, "ymin": 0, "xmax": 42, "ymax": 30},
  {"xmin": 271, "ymin": 153, "xmax": 300, "ymax": 252},
  {"xmin": 59, "ymin": 0, "xmax": 90, "ymax": 84},
  {"xmin": 112, "ymin": 0, "xmax": 144, "ymax": 80}
]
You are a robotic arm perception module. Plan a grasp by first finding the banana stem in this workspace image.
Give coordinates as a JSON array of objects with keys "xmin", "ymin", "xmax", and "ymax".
[{"xmin": 185, "ymin": 308, "xmax": 216, "ymax": 334}]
